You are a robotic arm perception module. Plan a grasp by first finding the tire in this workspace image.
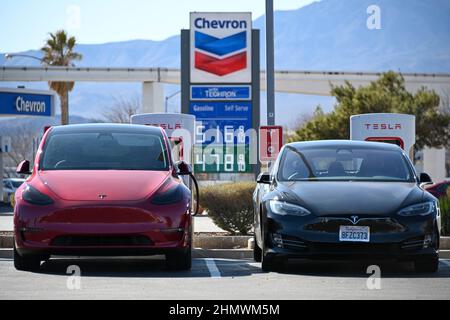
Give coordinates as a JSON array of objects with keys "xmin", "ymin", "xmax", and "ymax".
[
  {"xmin": 261, "ymin": 232, "xmax": 284, "ymax": 272},
  {"xmin": 166, "ymin": 247, "xmax": 192, "ymax": 271},
  {"xmin": 14, "ymin": 243, "xmax": 41, "ymax": 272},
  {"xmin": 253, "ymin": 236, "xmax": 262, "ymax": 262},
  {"xmin": 261, "ymin": 252, "xmax": 275, "ymax": 272},
  {"xmin": 414, "ymin": 255, "xmax": 439, "ymax": 273}
]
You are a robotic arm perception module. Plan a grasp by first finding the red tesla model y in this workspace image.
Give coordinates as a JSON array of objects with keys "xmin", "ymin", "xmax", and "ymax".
[{"xmin": 14, "ymin": 124, "xmax": 194, "ymax": 271}]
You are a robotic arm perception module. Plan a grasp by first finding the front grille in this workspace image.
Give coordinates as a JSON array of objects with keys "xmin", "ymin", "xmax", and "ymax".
[
  {"xmin": 52, "ymin": 235, "xmax": 153, "ymax": 247},
  {"xmin": 305, "ymin": 217, "xmax": 406, "ymax": 234},
  {"xmin": 311, "ymin": 242, "xmax": 398, "ymax": 254}
]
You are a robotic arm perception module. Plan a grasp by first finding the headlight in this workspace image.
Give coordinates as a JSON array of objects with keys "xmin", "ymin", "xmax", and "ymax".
[
  {"xmin": 151, "ymin": 183, "xmax": 186, "ymax": 205},
  {"xmin": 398, "ymin": 201, "xmax": 436, "ymax": 217},
  {"xmin": 22, "ymin": 184, "xmax": 54, "ymax": 206},
  {"xmin": 269, "ymin": 200, "xmax": 311, "ymax": 216}
]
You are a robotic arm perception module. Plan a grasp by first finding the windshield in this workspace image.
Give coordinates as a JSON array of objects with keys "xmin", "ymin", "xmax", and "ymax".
[
  {"xmin": 278, "ymin": 146, "xmax": 415, "ymax": 182},
  {"xmin": 40, "ymin": 131, "xmax": 169, "ymax": 171}
]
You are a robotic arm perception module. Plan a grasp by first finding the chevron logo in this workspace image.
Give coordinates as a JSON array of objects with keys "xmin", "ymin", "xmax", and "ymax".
[{"xmin": 194, "ymin": 31, "xmax": 247, "ymax": 76}]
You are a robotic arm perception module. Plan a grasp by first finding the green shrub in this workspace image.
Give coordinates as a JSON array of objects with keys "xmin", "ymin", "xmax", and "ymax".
[{"xmin": 200, "ymin": 182, "xmax": 256, "ymax": 235}]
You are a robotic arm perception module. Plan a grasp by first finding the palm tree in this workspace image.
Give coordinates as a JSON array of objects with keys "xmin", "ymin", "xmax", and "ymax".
[{"xmin": 41, "ymin": 30, "xmax": 82, "ymax": 125}]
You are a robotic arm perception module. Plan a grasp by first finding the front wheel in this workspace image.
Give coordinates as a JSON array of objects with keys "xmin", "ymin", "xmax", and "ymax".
[
  {"xmin": 14, "ymin": 242, "xmax": 41, "ymax": 272},
  {"xmin": 414, "ymin": 255, "xmax": 439, "ymax": 273},
  {"xmin": 166, "ymin": 247, "xmax": 192, "ymax": 271},
  {"xmin": 261, "ymin": 233, "xmax": 284, "ymax": 272},
  {"xmin": 261, "ymin": 252, "xmax": 275, "ymax": 272}
]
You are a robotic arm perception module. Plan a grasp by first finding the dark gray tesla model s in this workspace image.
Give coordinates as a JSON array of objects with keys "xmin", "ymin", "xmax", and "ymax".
[{"xmin": 253, "ymin": 140, "xmax": 441, "ymax": 273}]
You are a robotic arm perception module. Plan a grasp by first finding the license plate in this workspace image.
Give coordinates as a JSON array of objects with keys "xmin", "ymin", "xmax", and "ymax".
[{"xmin": 339, "ymin": 226, "xmax": 370, "ymax": 242}]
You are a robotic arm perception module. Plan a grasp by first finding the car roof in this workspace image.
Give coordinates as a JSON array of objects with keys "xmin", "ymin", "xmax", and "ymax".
[
  {"xmin": 50, "ymin": 123, "xmax": 164, "ymax": 135},
  {"xmin": 286, "ymin": 140, "xmax": 404, "ymax": 152}
]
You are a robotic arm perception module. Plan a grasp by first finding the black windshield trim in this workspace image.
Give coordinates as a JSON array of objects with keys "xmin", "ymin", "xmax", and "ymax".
[{"xmin": 39, "ymin": 131, "xmax": 170, "ymax": 171}]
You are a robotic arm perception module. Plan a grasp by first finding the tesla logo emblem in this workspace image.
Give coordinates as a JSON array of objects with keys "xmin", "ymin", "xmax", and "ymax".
[
  {"xmin": 98, "ymin": 194, "xmax": 107, "ymax": 199},
  {"xmin": 350, "ymin": 216, "xmax": 360, "ymax": 224}
]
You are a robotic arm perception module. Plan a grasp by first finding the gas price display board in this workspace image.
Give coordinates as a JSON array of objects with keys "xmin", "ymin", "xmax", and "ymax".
[
  {"xmin": 181, "ymin": 12, "xmax": 260, "ymax": 174},
  {"xmin": 190, "ymin": 97, "xmax": 252, "ymax": 173}
]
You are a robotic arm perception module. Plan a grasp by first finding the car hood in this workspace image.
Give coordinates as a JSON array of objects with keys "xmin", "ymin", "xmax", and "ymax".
[
  {"xmin": 277, "ymin": 181, "xmax": 425, "ymax": 216},
  {"xmin": 37, "ymin": 170, "xmax": 171, "ymax": 201}
]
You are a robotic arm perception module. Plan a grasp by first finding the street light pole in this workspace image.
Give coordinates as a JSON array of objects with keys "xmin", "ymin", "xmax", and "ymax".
[
  {"xmin": 5, "ymin": 53, "xmax": 43, "ymax": 62},
  {"xmin": 266, "ymin": 0, "xmax": 275, "ymax": 126},
  {"xmin": 165, "ymin": 90, "xmax": 181, "ymax": 113}
]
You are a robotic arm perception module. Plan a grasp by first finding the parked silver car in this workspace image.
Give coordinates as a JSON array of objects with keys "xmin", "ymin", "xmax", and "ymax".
[{"xmin": 2, "ymin": 178, "xmax": 25, "ymax": 203}]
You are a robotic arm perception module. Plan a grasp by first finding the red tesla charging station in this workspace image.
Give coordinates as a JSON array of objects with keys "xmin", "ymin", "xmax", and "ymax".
[
  {"xmin": 350, "ymin": 113, "xmax": 416, "ymax": 158},
  {"xmin": 259, "ymin": 125, "xmax": 283, "ymax": 162}
]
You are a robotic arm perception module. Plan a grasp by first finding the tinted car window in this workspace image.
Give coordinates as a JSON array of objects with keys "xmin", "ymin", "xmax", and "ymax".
[
  {"xmin": 278, "ymin": 146, "xmax": 414, "ymax": 182},
  {"xmin": 41, "ymin": 131, "xmax": 168, "ymax": 171}
]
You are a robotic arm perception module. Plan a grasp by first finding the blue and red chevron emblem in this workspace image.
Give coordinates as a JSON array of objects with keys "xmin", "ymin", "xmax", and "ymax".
[{"xmin": 194, "ymin": 31, "xmax": 247, "ymax": 76}]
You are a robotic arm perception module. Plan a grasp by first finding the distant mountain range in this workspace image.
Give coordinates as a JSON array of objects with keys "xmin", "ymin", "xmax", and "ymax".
[{"xmin": 1, "ymin": 0, "xmax": 450, "ymax": 126}]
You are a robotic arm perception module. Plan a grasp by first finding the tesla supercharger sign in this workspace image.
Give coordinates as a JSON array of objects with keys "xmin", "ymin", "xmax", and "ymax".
[
  {"xmin": 181, "ymin": 12, "xmax": 260, "ymax": 174},
  {"xmin": 131, "ymin": 113, "xmax": 196, "ymax": 165},
  {"xmin": 350, "ymin": 113, "xmax": 416, "ymax": 158}
]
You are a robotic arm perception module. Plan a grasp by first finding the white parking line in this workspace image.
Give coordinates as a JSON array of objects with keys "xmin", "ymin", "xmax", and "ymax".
[{"xmin": 205, "ymin": 258, "xmax": 221, "ymax": 278}]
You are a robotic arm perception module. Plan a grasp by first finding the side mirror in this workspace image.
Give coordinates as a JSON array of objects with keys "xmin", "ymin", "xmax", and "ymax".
[
  {"xmin": 419, "ymin": 173, "xmax": 433, "ymax": 184},
  {"xmin": 176, "ymin": 161, "xmax": 192, "ymax": 176},
  {"xmin": 257, "ymin": 172, "xmax": 272, "ymax": 184},
  {"xmin": 16, "ymin": 160, "xmax": 31, "ymax": 175}
]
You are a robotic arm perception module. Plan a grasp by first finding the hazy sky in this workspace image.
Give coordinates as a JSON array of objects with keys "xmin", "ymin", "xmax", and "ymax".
[{"xmin": 1, "ymin": 0, "xmax": 318, "ymax": 53}]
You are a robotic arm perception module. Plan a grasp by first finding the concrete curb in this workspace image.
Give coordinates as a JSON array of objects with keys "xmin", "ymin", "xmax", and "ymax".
[
  {"xmin": 0, "ymin": 249, "xmax": 12, "ymax": 259},
  {"xmin": 441, "ymin": 237, "xmax": 450, "ymax": 250},
  {"xmin": 0, "ymin": 234, "xmax": 13, "ymax": 249},
  {"xmin": 193, "ymin": 249, "xmax": 253, "ymax": 259},
  {"xmin": 193, "ymin": 236, "xmax": 251, "ymax": 249}
]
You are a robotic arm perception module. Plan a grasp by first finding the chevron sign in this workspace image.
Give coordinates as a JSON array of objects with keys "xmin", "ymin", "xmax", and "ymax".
[{"xmin": 190, "ymin": 12, "xmax": 252, "ymax": 83}]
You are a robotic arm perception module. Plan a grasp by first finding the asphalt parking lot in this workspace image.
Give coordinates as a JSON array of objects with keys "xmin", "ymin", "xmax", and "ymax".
[
  {"xmin": 1, "ymin": 253, "xmax": 450, "ymax": 300},
  {"xmin": 2, "ymin": 205, "xmax": 450, "ymax": 300}
]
